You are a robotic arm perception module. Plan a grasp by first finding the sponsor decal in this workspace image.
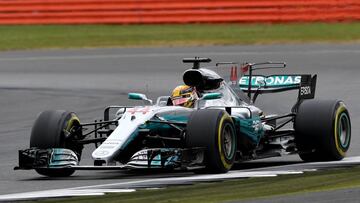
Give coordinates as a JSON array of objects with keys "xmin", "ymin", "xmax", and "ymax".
[
  {"xmin": 103, "ymin": 141, "xmax": 121, "ymax": 145},
  {"xmin": 252, "ymin": 119, "xmax": 263, "ymax": 133},
  {"xmin": 95, "ymin": 150, "xmax": 110, "ymax": 156},
  {"xmin": 239, "ymin": 75, "xmax": 301, "ymax": 88},
  {"xmin": 238, "ymin": 116, "xmax": 264, "ymax": 144},
  {"xmin": 300, "ymin": 86, "xmax": 311, "ymax": 96},
  {"xmin": 99, "ymin": 146, "xmax": 116, "ymax": 149}
]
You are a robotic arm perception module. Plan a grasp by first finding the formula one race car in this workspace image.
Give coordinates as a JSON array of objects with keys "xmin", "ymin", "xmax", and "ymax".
[{"xmin": 15, "ymin": 57, "xmax": 351, "ymax": 177}]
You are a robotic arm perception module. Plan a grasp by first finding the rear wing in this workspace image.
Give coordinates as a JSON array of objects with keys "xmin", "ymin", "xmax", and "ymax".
[
  {"xmin": 240, "ymin": 74, "xmax": 317, "ymax": 103},
  {"xmin": 216, "ymin": 61, "xmax": 317, "ymax": 104}
]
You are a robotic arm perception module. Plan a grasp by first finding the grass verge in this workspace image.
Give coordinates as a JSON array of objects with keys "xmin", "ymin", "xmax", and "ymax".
[
  {"xmin": 1, "ymin": 22, "xmax": 360, "ymax": 51},
  {"xmin": 39, "ymin": 166, "xmax": 360, "ymax": 203}
]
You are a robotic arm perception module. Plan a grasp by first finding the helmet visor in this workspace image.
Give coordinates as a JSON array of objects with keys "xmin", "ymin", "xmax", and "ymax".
[{"xmin": 172, "ymin": 97, "xmax": 190, "ymax": 106}]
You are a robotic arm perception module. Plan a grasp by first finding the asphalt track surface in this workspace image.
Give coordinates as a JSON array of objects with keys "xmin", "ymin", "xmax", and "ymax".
[{"xmin": 0, "ymin": 44, "xmax": 359, "ymax": 198}]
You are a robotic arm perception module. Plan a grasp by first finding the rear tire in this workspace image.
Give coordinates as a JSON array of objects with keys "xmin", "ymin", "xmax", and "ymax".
[
  {"xmin": 295, "ymin": 100, "xmax": 351, "ymax": 161},
  {"xmin": 186, "ymin": 109, "xmax": 237, "ymax": 173},
  {"xmin": 30, "ymin": 110, "xmax": 83, "ymax": 177}
]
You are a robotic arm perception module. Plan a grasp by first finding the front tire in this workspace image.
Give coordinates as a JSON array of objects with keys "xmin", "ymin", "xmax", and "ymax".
[
  {"xmin": 295, "ymin": 100, "xmax": 351, "ymax": 161},
  {"xmin": 30, "ymin": 110, "xmax": 83, "ymax": 177},
  {"xmin": 186, "ymin": 109, "xmax": 237, "ymax": 173}
]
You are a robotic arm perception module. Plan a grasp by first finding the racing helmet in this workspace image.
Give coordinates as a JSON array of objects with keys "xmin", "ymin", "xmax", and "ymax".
[{"xmin": 171, "ymin": 85, "xmax": 198, "ymax": 108}]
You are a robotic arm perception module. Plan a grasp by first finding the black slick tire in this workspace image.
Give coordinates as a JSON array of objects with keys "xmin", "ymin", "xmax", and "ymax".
[
  {"xmin": 186, "ymin": 109, "xmax": 237, "ymax": 173},
  {"xmin": 30, "ymin": 110, "xmax": 82, "ymax": 177},
  {"xmin": 295, "ymin": 100, "xmax": 351, "ymax": 161}
]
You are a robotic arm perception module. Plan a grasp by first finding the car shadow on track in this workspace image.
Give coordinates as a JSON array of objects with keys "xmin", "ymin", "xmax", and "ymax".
[
  {"xmin": 232, "ymin": 160, "xmax": 303, "ymax": 170},
  {"xmin": 21, "ymin": 169, "xmax": 194, "ymax": 181}
]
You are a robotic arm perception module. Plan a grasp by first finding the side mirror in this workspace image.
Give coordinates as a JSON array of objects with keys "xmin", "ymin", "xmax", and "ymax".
[
  {"xmin": 128, "ymin": 93, "xmax": 152, "ymax": 105},
  {"xmin": 201, "ymin": 92, "xmax": 223, "ymax": 100}
]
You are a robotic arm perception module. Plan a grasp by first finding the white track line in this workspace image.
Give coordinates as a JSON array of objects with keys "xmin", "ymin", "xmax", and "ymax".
[
  {"xmin": 0, "ymin": 170, "xmax": 302, "ymax": 201},
  {"xmin": 0, "ymin": 49, "xmax": 359, "ymax": 61},
  {"xmin": 0, "ymin": 189, "xmax": 135, "ymax": 201}
]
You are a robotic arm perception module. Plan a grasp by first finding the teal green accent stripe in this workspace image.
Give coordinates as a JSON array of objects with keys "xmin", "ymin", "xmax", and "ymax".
[
  {"xmin": 236, "ymin": 116, "xmax": 264, "ymax": 144},
  {"xmin": 120, "ymin": 129, "xmax": 139, "ymax": 150},
  {"xmin": 140, "ymin": 114, "xmax": 189, "ymax": 131}
]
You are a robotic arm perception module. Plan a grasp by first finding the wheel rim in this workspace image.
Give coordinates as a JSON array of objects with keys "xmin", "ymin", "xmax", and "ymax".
[
  {"xmin": 338, "ymin": 112, "xmax": 350, "ymax": 149},
  {"xmin": 222, "ymin": 124, "xmax": 235, "ymax": 159},
  {"xmin": 63, "ymin": 114, "xmax": 82, "ymax": 159}
]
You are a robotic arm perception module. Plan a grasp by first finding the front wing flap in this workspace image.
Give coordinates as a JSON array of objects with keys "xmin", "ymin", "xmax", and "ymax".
[
  {"xmin": 15, "ymin": 148, "xmax": 79, "ymax": 170},
  {"xmin": 15, "ymin": 147, "xmax": 205, "ymax": 171},
  {"xmin": 126, "ymin": 148, "xmax": 205, "ymax": 170}
]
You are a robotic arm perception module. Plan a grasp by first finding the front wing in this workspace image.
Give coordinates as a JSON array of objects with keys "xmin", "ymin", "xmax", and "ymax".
[{"xmin": 15, "ymin": 147, "xmax": 205, "ymax": 171}]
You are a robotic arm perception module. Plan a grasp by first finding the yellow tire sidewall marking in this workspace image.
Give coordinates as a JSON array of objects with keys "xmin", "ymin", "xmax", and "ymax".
[
  {"xmin": 65, "ymin": 114, "xmax": 80, "ymax": 132},
  {"xmin": 218, "ymin": 113, "xmax": 232, "ymax": 170}
]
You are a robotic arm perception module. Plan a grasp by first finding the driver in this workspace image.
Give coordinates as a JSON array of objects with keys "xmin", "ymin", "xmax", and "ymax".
[{"xmin": 170, "ymin": 85, "xmax": 199, "ymax": 108}]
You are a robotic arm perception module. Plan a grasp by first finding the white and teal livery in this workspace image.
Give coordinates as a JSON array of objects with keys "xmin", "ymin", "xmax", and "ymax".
[{"xmin": 16, "ymin": 58, "xmax": 351, "ymax": 177}]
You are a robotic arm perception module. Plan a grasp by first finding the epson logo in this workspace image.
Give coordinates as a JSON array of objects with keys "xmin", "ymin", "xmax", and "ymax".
[{"xmin": 300, "ymin": 86, "xmax": 311, "ymax": 96}]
